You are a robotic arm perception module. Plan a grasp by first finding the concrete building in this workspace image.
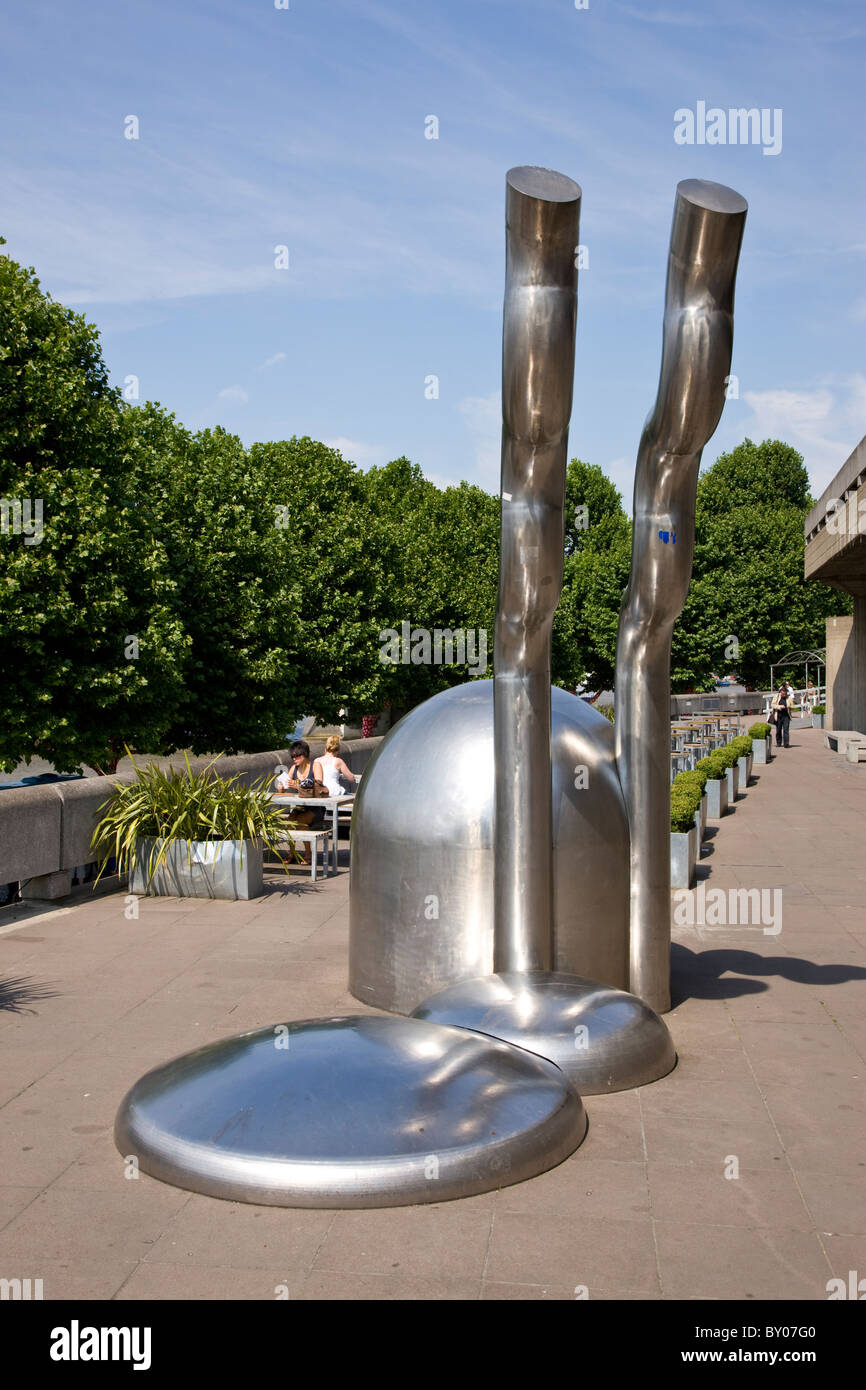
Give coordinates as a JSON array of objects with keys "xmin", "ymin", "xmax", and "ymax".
[{"xmin": 804, "ymin": 434, "xmax": 866, "ymax": 732}]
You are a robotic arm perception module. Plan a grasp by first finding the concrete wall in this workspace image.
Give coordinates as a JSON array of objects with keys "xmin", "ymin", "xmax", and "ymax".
[
  {"xmin": 826, "ymin": 604, "xmax": 866, "ymax": 734},
  {"xmin": 0, "ymin": 739, "xmax": 383, "ymax": 895}
]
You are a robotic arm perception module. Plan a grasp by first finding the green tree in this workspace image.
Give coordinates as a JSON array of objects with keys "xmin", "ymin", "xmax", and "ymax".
[
  {"xmin": 0, "ymin": 244, "xmax": 189, "ymax": 773},
  {"xmin": 672, "ymin": 438, "xmax": 850, "ymax": 689},
  {"xmin": 554, "ymin": 459, "xmax": 631, "ymax": 690},
  {"xmin": 361, "ymin": 461, "xmax": 499, "ymax": 716}
]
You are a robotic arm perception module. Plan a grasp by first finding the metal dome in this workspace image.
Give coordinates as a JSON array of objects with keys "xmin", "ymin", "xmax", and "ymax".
[{"xmin": 349, "ymin": 681, "xmax": 629, "ymax": 1015}]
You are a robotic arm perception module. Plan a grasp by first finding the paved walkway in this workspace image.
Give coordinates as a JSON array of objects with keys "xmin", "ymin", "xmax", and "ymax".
[{"xmin": 0, "ymin": 728, "xmax": 863, "ymax": 1300}]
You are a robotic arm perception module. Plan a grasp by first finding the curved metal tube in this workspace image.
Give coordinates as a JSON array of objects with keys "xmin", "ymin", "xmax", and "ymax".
[
  {"xmin": 494, "ymin": 166, "xmax": 581, "ymax": 974},
  {"xmin": 615, "ymin": 179, "xmax": 747, "ymax": 1013}
]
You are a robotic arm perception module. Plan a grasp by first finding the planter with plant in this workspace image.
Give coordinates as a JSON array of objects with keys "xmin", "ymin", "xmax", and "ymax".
[
  {"xmin": 730, "ymin": 734, "xmax": 753, "ymax": 788},
  {"xmin": 696, "ymin": 752, "xmax": 729, "ymax": 818},
  {"xmin": 748, "ymin": 721, "xmax": 773, "ymax": 765},
  {"xmin": 674, "ymin": 767, "xmax": 708, "ymax": 843},
  {"xmin": 670, "ymin": 775, "xmax": 701, "ymax": 889},
  {"xmin": 90, "ymin": 754, "xmax": 299, "ymax": 900},
  {"xmin": 717, "ymin": 742, "xmax": 741, "ymax": 802},
  {"xmin": 811, "ymin": 704, "xmax": 825, "ymax": 729}
]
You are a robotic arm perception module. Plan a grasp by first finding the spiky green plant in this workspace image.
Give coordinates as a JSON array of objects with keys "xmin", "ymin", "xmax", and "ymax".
[{"xmin": 90, "ymin": 751, "xmax": 298, "ymax": 886}]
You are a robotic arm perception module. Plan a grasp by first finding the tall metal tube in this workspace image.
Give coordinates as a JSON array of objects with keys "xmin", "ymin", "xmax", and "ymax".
[
  {"xmin": 494, "ymin": 166, "xmax": 581, "ymax": 974},
  {"xmin": 615, "ymin": 179, "xmax": 747, "ymax": 1014}
]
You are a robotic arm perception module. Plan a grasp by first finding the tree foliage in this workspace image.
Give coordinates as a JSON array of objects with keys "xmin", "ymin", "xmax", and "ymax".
[
  {"xmin": 554, "ymin": 460, "xmax": 631, "ymax": 690},
  {"xmin": 673, "ymin": 439, "xmax": 849, "ymax": 689},
  {"xmin": 2, "ymin": 244, "xmax": 851, "ymax": 771},
  {"xmin": 0, "ymin": 244, "xmax": 189, "ymax": 772}
]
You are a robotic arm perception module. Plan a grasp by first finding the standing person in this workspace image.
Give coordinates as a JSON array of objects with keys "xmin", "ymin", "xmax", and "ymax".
[
  {"xmin": 316, "ymin": 736, "xmax": 357, "ymax": 795},
  {"xmin": 771, "ymin": 684, "xmax": 792, "ymax": 748}
]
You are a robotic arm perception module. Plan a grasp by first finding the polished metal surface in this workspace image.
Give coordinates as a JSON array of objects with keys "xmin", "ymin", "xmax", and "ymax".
[
  {"xmin": 115, "ymin": 1015, "xmax": 586, "ymax": 1207},
  {"xmin": 349, "ymin": 680, "xmax": 629, "ymax": 1014},
  {"xmin": 413, "ymin": 971, "xmax": 676, "ymax": 1094},
  {"xmin": 495, "ymin": 166, "xmax": 581, "ymax": 974},
  {"xmin": 615, "ymin": 180, "xmax": 747, "ymax": 1014},
  {"xmin": 350, "ymin": 170, "xmax": 628, "ymax": 1017}
]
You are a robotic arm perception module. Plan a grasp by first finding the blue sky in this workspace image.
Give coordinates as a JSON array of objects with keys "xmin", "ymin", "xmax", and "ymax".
[{"xmin": 2, "ymin": 0, "xmax": 864, "ymax": 507}]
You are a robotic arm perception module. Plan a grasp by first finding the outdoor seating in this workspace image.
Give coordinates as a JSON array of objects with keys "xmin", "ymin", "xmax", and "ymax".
[{"xmin": 272, "ymin": 828, "xmax": 331, "ymax": 881}]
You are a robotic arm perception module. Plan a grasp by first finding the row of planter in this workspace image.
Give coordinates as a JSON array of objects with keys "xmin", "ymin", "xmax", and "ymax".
[{"xmin": 670, "ymin": 722, "xmax": 774, "ymax": 889}]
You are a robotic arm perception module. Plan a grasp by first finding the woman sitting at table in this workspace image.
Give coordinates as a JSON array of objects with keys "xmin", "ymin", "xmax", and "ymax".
[
  {"xmin": 277, "ymin": 741, "xmax": 326, "ymax": 863},
  {"xmin": 316, "ymin": 736, "xmax": 357, "ymax": 796}
]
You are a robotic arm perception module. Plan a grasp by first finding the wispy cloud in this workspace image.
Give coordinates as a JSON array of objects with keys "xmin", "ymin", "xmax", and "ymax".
[
  {"xmin": 324, "ymin": 437, "xmax": 386, "ymax": 467},
  {"xmin": 218, "ymin": 385, "xmax": 248, "ymax": 404},
  {"xmin": 259, "ymin": 352, "xmax": 287, "ymax": 369},
  {"xmin": 741, "ymin": 374, "xmax": 866, "ymax": 491}
]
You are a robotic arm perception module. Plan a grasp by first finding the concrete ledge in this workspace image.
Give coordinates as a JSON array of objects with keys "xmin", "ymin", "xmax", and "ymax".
[
  {"xmin": 0, "ymin": 785, "xmax": 63, "ymax": 883},
  {"xmin": 0, "ymin": 742, "xmax": 385, "ymax": 892},
  {"xmin": 56, "ymin": 775, "xmax": 131, "ymax": 870}
]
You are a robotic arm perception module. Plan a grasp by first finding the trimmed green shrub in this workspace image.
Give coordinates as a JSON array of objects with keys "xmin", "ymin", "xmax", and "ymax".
[
  {"xmin": 730, "ymin": 735, "xmax": 752, "ymax": 758},
  {"xmin": 671, "ymin": 772, "xmax": 702, "ymax": 832},
  {"xmin": 671, "ymin": 791, "xmax": 700, "ymax": 833},
  {"xmin": 716, "ymin": 742, "xmax": 740, "ymax": 769},
  {"xmin": 677, "ymin": 766, "xmax": 708, "ymax": 793},
  {"xmin": 749, "ymin": 721, "xmax": 771, "ymax": 740},
  {"xmin": 811, "ymin": 704, "xmax": 825, "ymax": 715},
  {"xmin": 696, "ymin": 753, "xmax": 726, "ymax": 780}
]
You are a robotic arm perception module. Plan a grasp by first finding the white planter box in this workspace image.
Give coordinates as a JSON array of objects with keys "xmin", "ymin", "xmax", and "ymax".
[
  {"xmin": 737, "ymin": 754, "xmax": 751, "ymax": 788},
  {"xmin": 131, "ymin": 838, "xmax": 264, "ymax": 900},
  {"xmin": 671, "ymin": 826, "xmax": 697, "ymax": 889},
  {"xmin": 812, "ymin": 713, "xmax": 825, "ymax": 729},
  {"xmin": 705, "ymin": 777, "xmax": 728, "ymax": 818},
  {"xmin": 752, "ymin": 737, "xmax": 767, "ymax": 765}
]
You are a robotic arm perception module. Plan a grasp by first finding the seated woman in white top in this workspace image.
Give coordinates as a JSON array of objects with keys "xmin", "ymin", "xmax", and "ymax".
[{"xmin": 315, "ymin": 736, "xmax": 357, "ymax": 795}]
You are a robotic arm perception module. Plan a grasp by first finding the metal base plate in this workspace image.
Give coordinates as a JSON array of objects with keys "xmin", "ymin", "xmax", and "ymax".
[
  {"xmin": 115, "ymin": 1014, "xmax": 586, "ymax": 1208},
  {"xmin": 412, "ymin": 972, "xmax": 677, "ymax": 1093}
]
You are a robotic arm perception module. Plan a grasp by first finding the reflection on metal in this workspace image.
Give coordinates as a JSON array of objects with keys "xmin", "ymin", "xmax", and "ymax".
[
  {"xmin": 413, "ymin": 972, "xmax": 676, "ymax": 1094},
  {"xmin": 616, "ymin": 180, "xmax": 747, "ymax": 1014},
  {"xmin": 115, "ymin": 1015, "xmax": 586, "ymax": 1207}
]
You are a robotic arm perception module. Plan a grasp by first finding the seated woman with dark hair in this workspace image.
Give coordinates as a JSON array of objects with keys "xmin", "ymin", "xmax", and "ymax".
[{"xmin": 276, "ymin": 741, "xmax": 326, "ymax": 864}]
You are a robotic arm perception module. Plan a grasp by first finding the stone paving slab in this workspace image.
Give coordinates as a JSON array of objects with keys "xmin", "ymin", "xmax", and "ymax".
[{"xmin": 0, "ymin": 727, "xmax": 864, "ymax": 1301}]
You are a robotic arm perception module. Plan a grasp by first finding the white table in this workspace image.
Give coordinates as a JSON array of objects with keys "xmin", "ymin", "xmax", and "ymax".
[{"xmin": 271, "ymin": 793, "xmax": 356, "ymax": 875}]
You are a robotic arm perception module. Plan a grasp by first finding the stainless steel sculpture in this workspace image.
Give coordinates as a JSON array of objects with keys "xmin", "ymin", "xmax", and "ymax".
[
  {"xmin": 616, "ymin": 179, "xmax": 747, "ymax": 1013},
  {"xmin": 409, "ymin": 169, "xmax": 675, "ymax": 1091},
  {"xmin": 114, "ymin": 167, "xmax": 597, "ymax": 1208},
  {"xmin": 493, "ymin": 165, "xmax": 581, "ymax": 975},
  {"xmin": 350, "ymin": 178, "xmax": 747, "ymax": 1030},
  {"xmin": 116, "ymin": 171, "xmax": 747, "ymax": 1207},
  {"xmin": 116, "ymin": 1016, "xmax": 585, "ymax": 1208}
]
